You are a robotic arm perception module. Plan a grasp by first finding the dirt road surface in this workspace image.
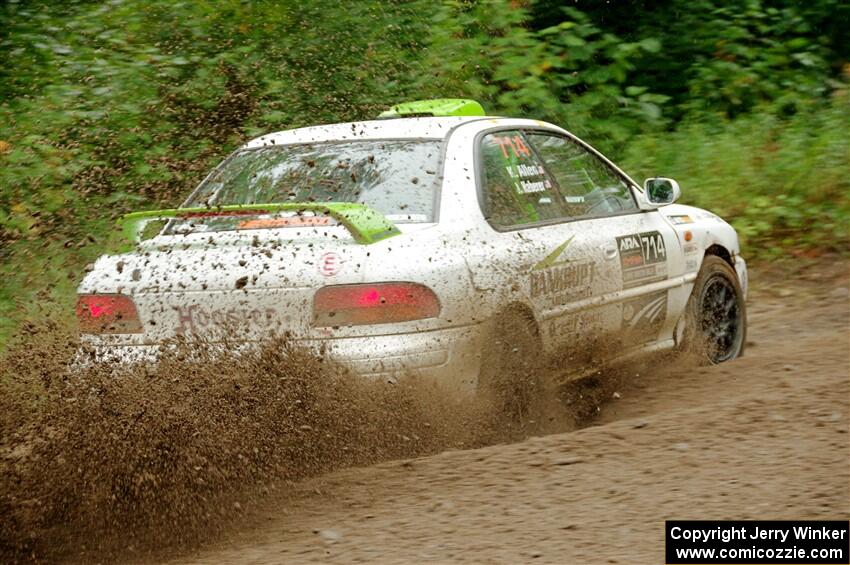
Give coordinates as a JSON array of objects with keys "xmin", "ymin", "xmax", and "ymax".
[{"xmin": 163, "ymin": 260, "xmax": 849, "ymax": 564}]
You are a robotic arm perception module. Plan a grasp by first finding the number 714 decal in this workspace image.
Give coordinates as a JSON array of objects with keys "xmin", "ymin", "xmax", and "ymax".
[{"xmin": 616, "ymin": 231, "xmax": 668, "ymax": 289}]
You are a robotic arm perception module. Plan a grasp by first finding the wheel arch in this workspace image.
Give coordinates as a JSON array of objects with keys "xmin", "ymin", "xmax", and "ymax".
[
  {"xmin": 495, "ymin": 301, "xmax": 541, "ymax": 338},
  {"xmin": 704, "ymin": 243, "xmax": 733, "ymax": 267}
]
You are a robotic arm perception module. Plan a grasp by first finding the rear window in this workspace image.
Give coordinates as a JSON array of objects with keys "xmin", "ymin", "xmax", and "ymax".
[{"xmin": 172, "ymin": 139, "xmax": 442, "ymax": 234}]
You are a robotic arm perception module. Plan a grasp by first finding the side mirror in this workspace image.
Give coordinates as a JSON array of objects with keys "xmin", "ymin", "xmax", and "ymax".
[{"xmin": 643, "ymin": 177, "xmax": 681, "ymax": 207}]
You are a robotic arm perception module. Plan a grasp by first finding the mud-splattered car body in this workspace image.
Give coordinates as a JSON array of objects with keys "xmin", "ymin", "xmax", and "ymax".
[{"xmin": 77, "ymin": 99, "xmax": 747, "ymax": 391}]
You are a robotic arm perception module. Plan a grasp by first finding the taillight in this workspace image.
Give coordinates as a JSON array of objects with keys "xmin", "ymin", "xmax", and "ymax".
[
  {"xmin": 313, "ymin": 283, "xmax": 440, "ymax": 327},
  {"xmin": 76, "ymin": 294, "xmax": 143, "ymax": 334}
]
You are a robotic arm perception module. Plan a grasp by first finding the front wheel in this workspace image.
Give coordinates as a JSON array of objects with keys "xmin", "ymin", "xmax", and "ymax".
[{"xmin": 680, "ymin": 256, "xmax": 747, "ymax": 364}]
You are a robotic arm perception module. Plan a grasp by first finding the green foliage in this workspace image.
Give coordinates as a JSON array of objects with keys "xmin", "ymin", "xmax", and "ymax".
[
  {"xmin": 621, "ymin": 95, "xmax": 850, "ymax": 254},
  {"xmin": 0, "ymin": 0, "xmax": 428, "ymax": 243},
  {"xmin": 414, "ymin": 3, "xmax": 669, "ymax": 150},
  {"xmin": 532, "ymin": 0, "xmax": 849, "ymax": 119},
  {"xmin": 680, "ymin": 2, "xmax": 833, "ymax": 117}
]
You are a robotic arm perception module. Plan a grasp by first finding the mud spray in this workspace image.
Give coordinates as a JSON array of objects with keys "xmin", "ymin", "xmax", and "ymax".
[{"xmin": 0, "ymin": 322, "xmax": 623, "ymax": 563}]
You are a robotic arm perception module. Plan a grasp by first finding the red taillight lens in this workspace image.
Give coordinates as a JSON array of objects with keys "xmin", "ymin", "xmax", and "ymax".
[
  {"xmin": 313, "ymin": 283, "xmax": 440, "ymax": 327},
  {"xmin": 76, "ymin": 294, "xmax": 143, "ymax": 334}
]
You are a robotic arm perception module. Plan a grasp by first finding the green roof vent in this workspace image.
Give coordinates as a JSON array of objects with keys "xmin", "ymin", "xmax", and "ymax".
[{"xmin": 378, "ymin": 98, "xmax": 486, "ymax": 119}]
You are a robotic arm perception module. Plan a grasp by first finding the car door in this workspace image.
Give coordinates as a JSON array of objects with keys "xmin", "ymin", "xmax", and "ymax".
[
  {"xmin": 471, "ymin": 128, "xmax": 620, "ymax": 366},
  {"xmin": 523, "ymin": 130, "xmax": 684, "ymax": 353}
]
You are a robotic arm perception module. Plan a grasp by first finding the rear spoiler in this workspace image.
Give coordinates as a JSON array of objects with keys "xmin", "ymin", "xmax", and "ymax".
[{"xmin": 117, "ymin": 202, "xmax": 401, "ymax": 249}]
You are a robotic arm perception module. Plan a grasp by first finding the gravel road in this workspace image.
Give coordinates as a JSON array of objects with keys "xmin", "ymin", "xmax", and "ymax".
[{"xmin": 173, "ymin": 259, "xmax": 849, "ymax": 564}]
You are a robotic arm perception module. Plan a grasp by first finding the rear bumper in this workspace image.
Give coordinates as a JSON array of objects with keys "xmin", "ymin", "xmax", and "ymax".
[{"xmin": 79, "ymin": 323, "xmax": 486, "ymax": 393}]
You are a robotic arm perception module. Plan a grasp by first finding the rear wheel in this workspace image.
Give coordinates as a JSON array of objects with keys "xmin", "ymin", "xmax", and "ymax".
[
  {"xmin": 478, "ymin": 310, "xmax": 542, "ymax": 420},
  {"xmin": 681, "ymin": 256, "xmax": 747, "ymax": 363}
]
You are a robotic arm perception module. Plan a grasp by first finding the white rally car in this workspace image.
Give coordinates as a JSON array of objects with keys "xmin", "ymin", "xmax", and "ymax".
[{"xmin": 76, "ymin": 98, "xmax": 747, "ymax": 392}]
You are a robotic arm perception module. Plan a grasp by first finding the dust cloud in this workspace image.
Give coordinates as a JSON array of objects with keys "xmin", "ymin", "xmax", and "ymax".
[{"xmin": 0, "ymin": 322, "xmax": 613, "ymax": 562}]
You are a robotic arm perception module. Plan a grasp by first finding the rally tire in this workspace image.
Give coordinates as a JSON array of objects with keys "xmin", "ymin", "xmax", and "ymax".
[{"xmin": 681, "ymin": 255, "xmax": 747, "ymax": 364}]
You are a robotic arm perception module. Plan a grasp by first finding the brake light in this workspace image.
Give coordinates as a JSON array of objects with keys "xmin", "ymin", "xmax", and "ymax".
[
  {"xmin": 76, "ymin": 294, "xmax": 143, "ymax": 334},
  {"xmin": 313, "ymin": 283, "xmax": 440, "ymax": 327}
]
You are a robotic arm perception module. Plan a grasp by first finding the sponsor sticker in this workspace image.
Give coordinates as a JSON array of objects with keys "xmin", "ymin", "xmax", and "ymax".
[
  {"xmin": 530, "ymin": 261, "xmax": 595, "ymax": 299},
  {"xmin": 616, "ymin": 231, "xmax": 668, "ymax": 289},
  {"xmin": 696, "ymin": 211, "xmax": 724, "ymax": 223},
  {"xmin": 668, "ymin": 215, "xmax": 694, "ymax": 225},
  {"xmin": 237, "ymin": 216, "xmax": 333, "ymax": 230},
  {"xmin": 532, "ymin": 236, "xmax": 575, "ymax": 271},
  {"xmin": 530, "ymin": 236, "xmax": 596, "ymax": 299},
  {"xmin": 319, "ymin": 252, "xmax": 343, "ymax": 277},
  {"xmin": 621, "ymin": 290, "xmax": 667, "ymax": 344},
  {"xmin": 173, "ymin": 305, "xmax": 277, "ymax": 334},
  {"xmin": 549, "ymin": 310, "xmax": 603, "ymax": 341}
]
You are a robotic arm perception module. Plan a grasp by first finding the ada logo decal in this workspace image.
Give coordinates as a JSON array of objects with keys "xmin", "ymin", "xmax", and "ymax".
[{"xmin": 616, "ymin": 231, "xmax": 668, "ymax": 289}]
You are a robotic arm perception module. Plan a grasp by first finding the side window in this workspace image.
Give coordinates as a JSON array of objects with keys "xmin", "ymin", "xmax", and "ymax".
[
  {"xmin": 479, "ymin": 131, "xmax": 564, "ymax": 229},
  {"xmin": 525, "ymin": 132, "xmax": 638, "ymax": 218}
]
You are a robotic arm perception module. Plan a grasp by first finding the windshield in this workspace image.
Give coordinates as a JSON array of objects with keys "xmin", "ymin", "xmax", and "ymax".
[{"xmin": 179, "ymin": 139, "xmax": 442, "ymax": 232}]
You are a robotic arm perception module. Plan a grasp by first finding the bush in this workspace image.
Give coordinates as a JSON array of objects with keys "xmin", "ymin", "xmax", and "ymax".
[{"xmin": 620, "ymin": 95, "xmax": 850, "ymax": 254}]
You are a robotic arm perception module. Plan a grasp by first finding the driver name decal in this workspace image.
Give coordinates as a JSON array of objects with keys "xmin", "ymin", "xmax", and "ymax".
[
  {"xmin": 490, "ymin": 133, "xmax": 553, "ymax": 196},
  {"xmin": 617, "ymin": 231, "xmax": 668, "ymax": 289}
]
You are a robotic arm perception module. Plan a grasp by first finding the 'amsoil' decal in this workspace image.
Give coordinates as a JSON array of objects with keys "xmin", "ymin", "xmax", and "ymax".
[{"xmin": 616, "ymin": 231, "xmax": 668, "ymax": 289}]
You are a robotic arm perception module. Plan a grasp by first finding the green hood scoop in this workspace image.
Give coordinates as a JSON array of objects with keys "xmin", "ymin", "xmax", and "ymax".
[{"xmin": 117, "ymin": 202, "xmax": 401, "ymax": 249}]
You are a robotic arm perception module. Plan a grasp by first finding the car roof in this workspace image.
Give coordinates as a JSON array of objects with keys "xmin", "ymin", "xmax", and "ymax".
[{"xmin": 243, "ymin": 116, "xmax": 498, "ymax": 149}]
